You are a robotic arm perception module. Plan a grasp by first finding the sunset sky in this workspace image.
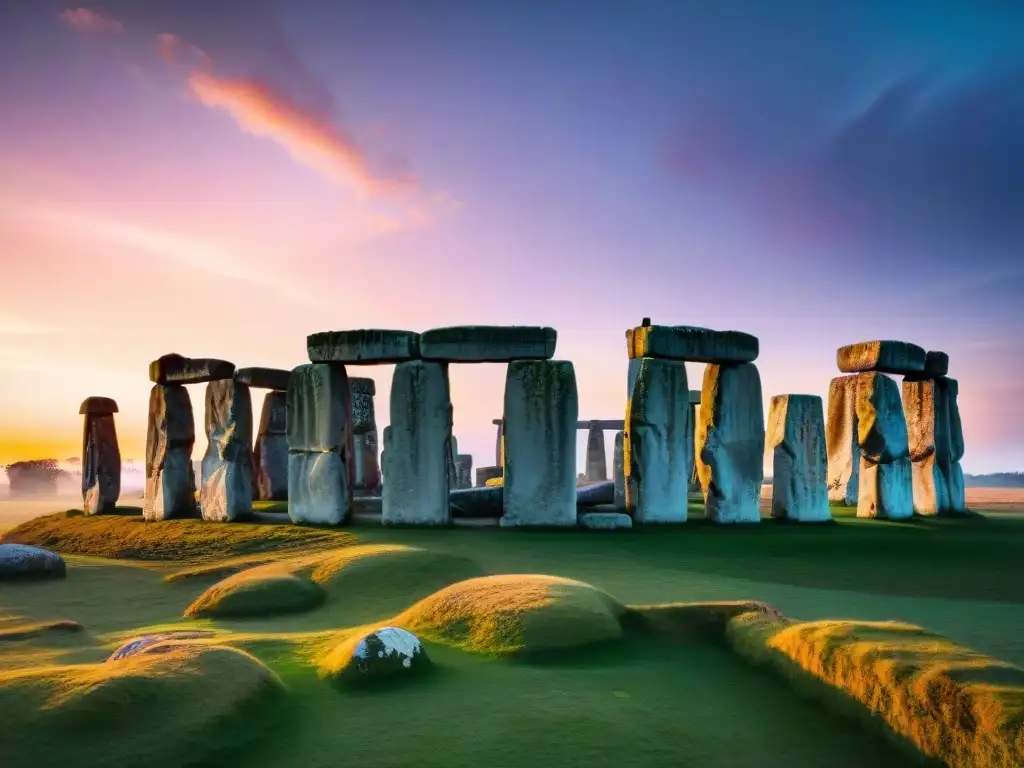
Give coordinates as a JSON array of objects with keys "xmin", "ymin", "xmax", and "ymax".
[{"xmin": 0, "ymin": 0, "xmax": 1022, "ymax": 475}]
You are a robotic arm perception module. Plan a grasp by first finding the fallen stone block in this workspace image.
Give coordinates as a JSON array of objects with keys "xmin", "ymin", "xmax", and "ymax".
[
  {"xmin": 254, "ymin": 391, "xmax": 288, "ymax": 501},
  {"xmin": 234, "ymin": 366, "xmax": 291, "ymax": 390},
  {"xmin": 144, "ymin": 384, "xmax": 196, "ymax": 521},
  {"xmin": 826, "ymin": 375, "xmax": 860, "ymax": 505},
  {"xmin": 627, "ymin": 325, "xmax": 759, "ymax": 364},
  {"xmin": 625, "ymin": 357, "xmax": 692, "ymax": 523},
  {"xmin": 288, "ymin": 451, "xmax": 350, "ymax": 525},
  {"xmin": 79, "ymin": 396, "xmax": 118, "ymax": 415},
  {"xmin": 149, "ymin": 353, "xmax": 235, "ymax": 385},
  {"xmin": 502, "ymin": 360, "xmax": 578, "ymax": 527},
  {"xmin": 577, "ymin": 480, "xmax": 614, "ymax": 506},
  {"xmin": 307, "ymin": 329, "xmax": 420, "ymax": 364},
  {"xmin": 578, "ymin": 512, "xmax": 633, "ymax": 531},
  {"xmin": 903, "ymin": 377, "xmax": 951, "ymax": 515},
  {"xmin": 924, "ymin": 351, "xmax": 949, "ymax": 378},
  {"xmin": 837, "ymin": 341, "xmax": 926, "ymax": 375},
  {"xmin": 382, "ymin": 361, "xmax": 452, "ymax": 526},
  {"xmin": 584, "ymin": 422, "xmax": 608, "ymax": 481},
  {"xmin": 766, "ymin": 394, "xmax": 830, "ymax": 522},
  {"xmin": 200, "ymin": 379, "xmax": 254, "ymax": 522},
  {"xmin": 450, "ymin": 485, "xmax": 503, "ymax": 518},
  {"xmin": 82, "ymin": 410, "xmax": 121, "ymax": 515},
  {"xmin": 419, "ymin": 325, "xmax": 556, "ymax": 362},
  {"xmin": 858, "ymin": 456, "xmax": 913, "ymax": 520},
  {"xmin": 613, "ymin": 431, "xmax": 625, "ymax": 509},
  {"xmin": 696, "ymin": 362, "xmax": 765, "ymax": 524}
]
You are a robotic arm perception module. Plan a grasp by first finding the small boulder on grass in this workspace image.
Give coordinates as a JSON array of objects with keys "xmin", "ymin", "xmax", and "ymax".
[
  {"xmin": 319, "ymin": 626, "xmax": 430, "ymax": 686},
  {"xmin": 0, "ymin": 544, "xmax": 66, "ymax": 581},
  {"xmin": 108, "ymin": 631, "xmax": 216, "ymax": 661}
]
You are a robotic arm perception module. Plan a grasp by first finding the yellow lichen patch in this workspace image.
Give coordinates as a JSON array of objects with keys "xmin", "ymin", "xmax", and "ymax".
[
  {"xmin": 0, "ymin": 643, "xmax": 284, "ymax": 768},
  {"xmin": 726, "ymin": 612, "xmax": 1024, "ymax": 768},
  {"xmin": 484, "ymin": 477, "xmax": 504, "ymax": 487},
  {"xmin": 393, "ymin": 574, "xmax": 626, "ymax": 656}
]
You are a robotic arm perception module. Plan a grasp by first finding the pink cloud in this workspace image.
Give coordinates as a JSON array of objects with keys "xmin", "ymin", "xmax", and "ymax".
[{"xmin": 59, "ymin": 7, "xmax": 123, "ymax": 34}]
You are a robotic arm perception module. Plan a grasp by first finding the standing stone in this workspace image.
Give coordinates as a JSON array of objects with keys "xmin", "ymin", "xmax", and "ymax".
[
  {"xmin": 945, "ymin": 377, "xmax": 967, "ymax": 512},
  {"xmin": 494, "ymin": 420, "xmax": 504, "ymax": 466},
  {"xmin": 612, "ymin": 431, "xmax": 625, "ymax": 509},
  {"xmin": 826, "ymin": 375, "xmax": 860, "ymax": 505},
  {"xmin": 287, "ymin": 364, "xmax": 352, "ymax": 526},
  {"xmin": 79, "ymin": 397, "xmax": 121, "ymax": 515},
  {"xmin": 502, "ymin": 360, "xmax": 578, "ymax": 527},
  {"xmin": 627, "ymin": 358, "xmax": 642, "ymax": 398},
  {"xmin": 687, "ymin": 389, "xmax": 702, "ymax": 494},
  {"xmin": 456, "ymin": 455, "xmax": 473, "ymax": 489},
  {"xmin": 625, "ymin": 358, "xmax": 691, "ymax": 523},
  {"xmin": 254, "ymin": 391, "xmax": 288, "ymax": 501},
  {"xmin": 349, "ymin": 378, "xmax": 381, "ymax": 495},
  {"xmin": 696, "ymin": 363, "xmax": 765, "ymax": 524},
  {"xmin": 382, "ymin": 361, "xmax": 452, "ymax": 526},
  {"xmin": 903, "ymin": 377, "xmax": 950, "ymax": 515},
  {"xmin": 856, "ymin": 372, "xmax": 913, "ymax": 520},
  {"xmin": 447, "ymin": 435, "xmax": 460, "ymax": 492},
  {"xmin": 144, "ymin": 385, "xmax": 196, "ymax": 521},
  {"xmin": 766, "ymin": 395, "xmax": 830, "ymax": 522},
  {"xmin": 584, "ymin": 422, "xmax": 608, "ymax": 482},
  {"xmin": 200, "ymin": 379, "xmax": 253, "ymax": 522}
]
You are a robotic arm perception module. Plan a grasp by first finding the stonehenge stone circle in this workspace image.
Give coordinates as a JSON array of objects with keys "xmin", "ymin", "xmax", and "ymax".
[
  {"xmin": 382, "ymin": 361, "xmax": 452, "ymax": 526},
  {"xmin": 287, "ymin": 363, "xmax": 352, "ymax": 525},
  {"xmin": 79, "ymin": 396, "xmax": 121, "ymax": 515},
  {"xmin": 696, "ymin": 362, "xmax": 766, "ymax": 523},
  {"xmin": 419, "ymin": 325, "xmax": 557, "ymax": 362},
  {"xmin": 836, "ymin": 340, "xmax": 926, "ymax": 376},
  {"xmin": 307, "ymin": 329, "xmax": 421, "ymax": 364},
  {"xmin": 254, "ymin": 391, "xmax": 288, "ymax": 501},
  {"xmin": 826, "ymin": 375, "xmax": 861, "ymax": 505},
  {"xmin": 501, "ymin": 360, "xmax": 578, "ymax": 527},
  {"xmin": 855, "ymin": 371, "xmax": 912, "ymax": 520},
  {"xmin": 624, "ymin": 357, "xmax": 692, "ymax": 523},
  {"xmin": 200, "ymin": 378, "xmax": 254, "ymax": 522},
  {"xmin": 144, "ymin": 383, "xmax": 196, "ymax": 521},
  {"xmin": 149, "ymin": 353, "xmax": 235, "ymax": 385},
  {"xmin": 766, "ymin": 395, "xmax": 830, "ymax": 523}
]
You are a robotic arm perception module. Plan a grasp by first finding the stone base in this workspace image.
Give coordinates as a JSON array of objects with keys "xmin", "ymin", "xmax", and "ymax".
[
  {"xmin": 857, "ymin": 457, "xmax": 913, "ymax": 520},
  {"xmin": 910, "ymin": 455, "xmax": 949, "ymax": 516},
  {"xmin": 143, "ymin": 450, "xmax": 196, "ymax": 521},
  {"xmin": 288, "ymin": 452, "xmax": 350, "ymax": 525},
  {"xmin": 200, "ymin": 459, "xmax": 254, "ymax": 522}
]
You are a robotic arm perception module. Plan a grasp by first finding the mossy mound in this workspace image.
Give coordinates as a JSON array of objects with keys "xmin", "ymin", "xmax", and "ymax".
[
  {"xmin": 1, "ymin": 511, "xmax": 353, "ymax": 562},
  {"xmin": 0, "ymin": 643, "xmax": 284, "ymax": 768},
  {"xmin": 393, "ymin": 574, "xmax": 627, "ymax": 657},
  {"xmin": 727, "ymin": 612, "xmax": 1024, "ymax": 768},
  {"xmin": 185, "ymin": 568, "xmax": 325, "ymax": 618}
]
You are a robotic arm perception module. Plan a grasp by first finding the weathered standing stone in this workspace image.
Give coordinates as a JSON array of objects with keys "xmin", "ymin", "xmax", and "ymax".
[
  {"xmin": 349, "ymin": 377, "xmax": 380, "ymax": 494},
  {"xmin": 826, "ymin": 375, "xmax": 860, "ymax": 505},
  {"xmin": 456, "ymin": 455, "xmax": 473, "ymax": 489},
  {"xmin": 613, "ymin": 431, "xmax": 625, "ymax": 509},
  {"xmin": 494, "ymin": 419, "xmax": 504, "ymax": 466},
  {"xmin": 234, "ymin": 366, "xmax": 291, "ymax": 391},
  {"xmin": 419, "ymin": 325, "xmax": 556, "ymax": 362},
  {"xmin": 254, "ymin": 391, "xmax": 288, "ymax": 501},
  {"xmin": 501, "ymin": 360, "xmax": 578, "ymax": 527},
  {"xmin": 903, "ymin": 377, "xmax": 950, "ymax": 515},
  {"xmin": 696, "ymin": 363, "xmax": 765, "ymax": 524},
  {"xmin": 80, "ymin": 397, "xmax": 120, "ymax": 515},
  {"xmin": 687, "ymin": 389, "xmax": 701, "ymax": 494},
  {"xmin": 200, "ymin": 379, "xmax": 254, "ymax": 522},
  {"xmin": 144, "ymin": 385, "xmax": 196, "ymax": 521},
  {"xmin": 447, "ymin": 435, "xmax": 460, "ymax": 492},
  {"xmin": 627, "ymin": 358, "xmax": 642, "ymax": 398},
  {"xmin": 382, "ymin": 361, "xmax": 452, "ymax": 526},
  {"xmin": 307, "ymin": 329, "xmax": 420, "ymax": 364},
  {"xmin": 766, "ymin": 395, "xmax": 830, "ymax": 522},
  {"xmin": 624, "ymin": 358, "xmax": 692, "ymax": 523},
  {"xmin": 149, "ymin": 354, "xmax": 235, "ymax": 385},
  {"xmin": 476, "ymin": 465, "xmax": 503, "ymax": 486},
  {"xmin": 856, "ymin": 372, "xmax": 912, "ymax": 520},
  {"xmin": 945, "ymin": 377, "xmax": 967, "ymax": 512},
  {"xmin": 627, "ymin": 325, "xmax": 759, "ymax": 364},
  {"xmin": 584, "ymin": 422, "xmax": 608, "ymax": 482},
  {"xmin": 837, "ymin": 341, "xmax": 926, "ymax": 375},
  {"xmin": 287, "ymin": 364, "xmax": 352, "ymax": 525}
]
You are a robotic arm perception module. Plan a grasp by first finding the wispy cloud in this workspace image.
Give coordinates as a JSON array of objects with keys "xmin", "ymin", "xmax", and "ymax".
[{"xmin": 59, "ymin": 7, "xmax": 123, "ymax": 34}]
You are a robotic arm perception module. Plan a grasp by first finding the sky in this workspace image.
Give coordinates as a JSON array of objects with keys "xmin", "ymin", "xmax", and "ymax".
[{"xmin": 0, "ymin": 0, "xmax": 1022, "ymax": 476}]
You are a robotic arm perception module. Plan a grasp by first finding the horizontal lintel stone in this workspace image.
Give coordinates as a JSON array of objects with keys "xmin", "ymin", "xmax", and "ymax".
[
  {"xmin": 418, "ymin": 325, "xmax": 556, "ymax": 363},
  {"xmin": 149, "ymin": 354, "xmax": 235, "ymax": 385},
  {"xmin": 836, "ymin": 340, "xmax": 926, "ymax": 375},
  {"xmin": 234, "ymin": 367, "xmax": 291, "ymax": 390},
  {"xmin": 307, "ymin": 329, "xmax": 420, "ymax": 364},
  {"xmin": 626, "ymin": 325, "xmax": 759, "ymax": 364}
]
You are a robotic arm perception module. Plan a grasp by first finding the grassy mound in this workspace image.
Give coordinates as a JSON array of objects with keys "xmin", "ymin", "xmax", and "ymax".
[
  {"xmin": 1, "ymin": 511, "xmax": 353, "ymax": 561},
  {"xmin": 393, "ymin": 574, "xmax": 627, "ymax": 656},
  {"xmin": 0, "ymin": 643, "xmax": 284, "ymax": 768},
  {"xmin": 0, "ymin": 620, "xmax": 83, "ymax": 642},
  {"xmin": 185, "ymin": 568, "xmax": 326, "ymax": 619},
  {"xmin": 727, "ymin": 612, "xmax": 1024, "ymax": 767}
]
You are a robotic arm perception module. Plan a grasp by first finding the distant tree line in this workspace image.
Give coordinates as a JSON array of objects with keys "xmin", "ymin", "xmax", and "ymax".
[
  {"xmin": 964, "ymin": 472, "xmax": 1024, "ymax": 488},
  {"xmin": 2, "ymin": 459, "xmax": 67, "ymax": 496}
]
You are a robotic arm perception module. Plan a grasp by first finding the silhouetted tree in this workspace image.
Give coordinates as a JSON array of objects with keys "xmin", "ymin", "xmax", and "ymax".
[{"xmin": 3, "ymin": 459, "xmax": 65, "ymax": 497}]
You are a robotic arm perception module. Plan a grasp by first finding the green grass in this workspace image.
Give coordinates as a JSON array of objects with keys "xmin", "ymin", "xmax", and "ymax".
[{"xmin": 3, "ymin": 504, "xmax": 1024, "ymax": 766}]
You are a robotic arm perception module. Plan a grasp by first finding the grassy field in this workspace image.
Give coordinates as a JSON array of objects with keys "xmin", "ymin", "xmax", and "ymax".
[{"xmin": 2, "ymin": 492, "xmax": 1024, "ymax": 767}]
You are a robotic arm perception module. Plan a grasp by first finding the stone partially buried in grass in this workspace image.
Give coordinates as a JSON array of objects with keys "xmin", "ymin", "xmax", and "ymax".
[
  {"xmin": 107, "ymin": 631, "xmax": 216, "ymax": 661},
  {"xmin": 0, "ymin": 643, "xmax": 284, "ymax": 768},
  {"xmin": 393, "ymin": 574, "xmax": 627, "ymax": 657},
  {"xmin": 418, "ymin": 325, "xmax": 557, "ymax": 362},
  {"xmin": 626, "ymin": 325, "xmax": 759, "ymax": 364},
  {"xmin": 318, "ymin": 626, "xmax": 430, "ymax": 686},
  {"xmin": 307, "ymin": 329, "xmax": 420, "ymax": 364},
  {"xmin": 185, "ymin": 567, "xmax": 325, "ymax": 618},
  {"xmin": 0, "ymin": 544, "xmax": 66, "ymax": 580}
]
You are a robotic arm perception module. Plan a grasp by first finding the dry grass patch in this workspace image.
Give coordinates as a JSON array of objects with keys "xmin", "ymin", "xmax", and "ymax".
[
  {"xmin": 392, "ymin": 574, "xmax": 627, "ymax": 657},
  {"xmin": 727, "ymin": 612, "xmax": 1024, "ymax": 768}
]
